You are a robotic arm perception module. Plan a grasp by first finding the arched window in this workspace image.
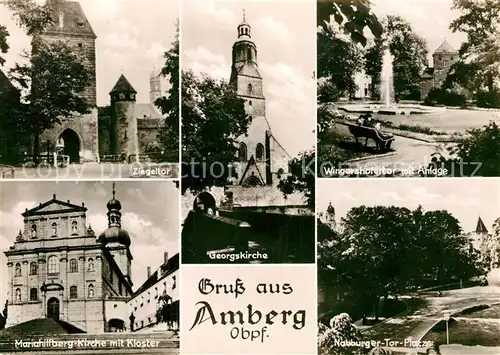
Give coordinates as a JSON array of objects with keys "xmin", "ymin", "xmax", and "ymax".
[
  {"xmin": 238, "ymin": 142, "xmax": 247, "ymax": 161},
  {"xmin": 172, "ymin": 275, "xmax": 177, "ymax": 290},
  {"xmin": 14, "ymin": 263, "xmax": 21, "ymax": 277},
  {"xmin": 15, "ymin": 288, "xmax": 21, "ymax": 302},
  {"xmin": 30, "ymin": 288, "xmax": 38, "ymax": 301},
  {"xmin": 51, "ymin": 222, "xmax": 57, "ymax": 237},
  {"xmin": 87, "ymin": 258, "xmax": 94, "ymax": 272},
  {"xmin": 30, "ymin": 262, "xmax": 38, "ymax": 275},
  {"xmin": 70, "ymin": 286, "xmax": 78, "ymax": 299},
  {"xmin": 249, "ymin": 100, "xmax": 252, "ymax": 106},
  {"xmin": 247, "ymin": 83, "xmax": 253, "ymax": 94},
  {"xmin": 247, "ymin": 48, "xmax": 252, "ymax": 61},
  {"xmin": 256, "ymin": 143, "xmax": 264, "ymax": 160},
  {"xmin": 88, "ymin": 284, "xmax": 94, "ymax": 298},
  {"xmin": 31, "ymin": 225, "xmax": 37, "ymax": 239},
  {"xmin": 47, "ymin": 256, "xmax": 58, "ymax": 274},
  {"xmin": 71, "ymin": 221, "xmax": 78, "ymax": 235},
  {"xmin": 69, "ymin": 259, "xmax": 78, "ymax": 273}
]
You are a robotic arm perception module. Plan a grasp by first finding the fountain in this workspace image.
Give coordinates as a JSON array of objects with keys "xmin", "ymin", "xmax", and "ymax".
[
  {"xmin": 380, "ymin": 48, "xmax": 394, "ymax": 109},
  {"xmin": 336, "ymin": 47, "xmax": 446, "ymax": 116}
]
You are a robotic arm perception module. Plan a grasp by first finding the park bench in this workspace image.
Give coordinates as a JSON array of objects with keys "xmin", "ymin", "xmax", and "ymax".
[{"xmin": 345, "ymin": 123, "xmax": 395, "ymax": 152}]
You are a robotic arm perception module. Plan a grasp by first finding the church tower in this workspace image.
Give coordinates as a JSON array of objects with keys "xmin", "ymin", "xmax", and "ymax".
[
  {"xmin": 110, "ymin": 74, "xmax": 139, "ymax": 162},
  {"xmin": 150, "ymin": 67, "xmax": 162, "ymax": 104},
  {"xmin": 432, "ymin": 39, "xmax": 458, "ymax": 88},
  {"xmin": 98, "ymin": 183, "xmax": 133, "ymax": 285},
  {"xmin": 230, "ymin": 11, "xmax": 271, "ymax": 187}
]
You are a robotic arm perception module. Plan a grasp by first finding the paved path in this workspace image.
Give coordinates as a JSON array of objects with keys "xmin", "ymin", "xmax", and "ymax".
[{"xmin": 362, "ymin": 286, "xmax": 500, "ymax": 354}]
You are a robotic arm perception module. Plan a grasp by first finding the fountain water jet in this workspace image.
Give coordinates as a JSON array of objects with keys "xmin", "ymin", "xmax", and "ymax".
[{"xmin": 380, "ymin": 48, "xmax": 394, "ymax": 108}]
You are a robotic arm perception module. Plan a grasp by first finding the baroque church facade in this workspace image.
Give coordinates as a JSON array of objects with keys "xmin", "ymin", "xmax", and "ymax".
[
  {"xmin": 34, "ymin": 0, "xmax": 164, "ymax": 164},
  {"xmin": 4, "ymin": 184, "xmax": 179, "ymax": 333}
]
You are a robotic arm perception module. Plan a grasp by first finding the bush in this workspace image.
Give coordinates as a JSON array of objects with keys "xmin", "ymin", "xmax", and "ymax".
[
  {"xmin": 318, "ymin": 79, "xmax": 342, "ymax": 103},
  {"xmin": 424, "ymin": 88, "xmax": 467, "ymax": 107},
  {"xmin": 475, "ymin": 90, "xmax": 500, "ymax": 108}
]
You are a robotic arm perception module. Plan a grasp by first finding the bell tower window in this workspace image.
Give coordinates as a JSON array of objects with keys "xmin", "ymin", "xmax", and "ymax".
[
  {"xmin": 238, "ymin": 142, "xmax": 247, "ymax": 161},
  {"xmin": 247, "ymin": 84, "xmax": 253, "ymax": 95},
  {"xmin": 247, "ymin": 48, "xmax": 252, "ymax": 61},
  {"xmin": 256, "ymin": 143, "xmax": 264, "ymax": 161}
]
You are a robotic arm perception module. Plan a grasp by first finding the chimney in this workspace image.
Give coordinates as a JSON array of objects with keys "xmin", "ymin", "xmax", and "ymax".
[
  {"xmin": 147, "ymin": 266, "xmax": 151, "ymax": 278},
  {"xmin": 163, "ymin": 252, "xmax": 168, "ymax": 265}
]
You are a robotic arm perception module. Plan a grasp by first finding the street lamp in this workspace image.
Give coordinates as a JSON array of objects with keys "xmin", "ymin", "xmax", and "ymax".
[{"xmin": 443, "ymin": 312, "xmax": 451, "ymax": 345}]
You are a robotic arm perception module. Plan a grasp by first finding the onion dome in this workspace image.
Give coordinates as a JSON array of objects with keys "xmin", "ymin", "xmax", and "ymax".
[
  {"xmin": 327, "ymin": 202, "xmax": 335, "ymax": 214},
  {"xmin": 98, "ymin": 183, "xmax": 131, "ymax": 247}
]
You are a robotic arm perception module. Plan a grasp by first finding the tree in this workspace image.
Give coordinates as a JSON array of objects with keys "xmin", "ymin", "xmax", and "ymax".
[
  {"xmin": 317, "ymin": 25, "xmax": 364, "ymax": 100},
  {"xmin": 317, "ymin": 0, "xmax": 382, "ymax": 47},
  {"xmin": 427, "ymin": 122, "xmax": 500, "ymax": 177},
  {"xmin": 156, "ymin": 294, "xmax": 178, "ymax": 329},
  {"xmin": 277, "ymin": 150, "xmax": 315, "ymax": 208},
  {"xmin": 450, "ymin": 0, "xmax": 500, "ymax": 103},
  {"xmin": 318, "ymin": 205, "xmax": 481, "ymax": 319},
  {"xmin": 2, "ymin": 0, "xmax": 91, "ymax": 160},
  {"xmin": 317, "ymin": 0, "xmax": 382, "ymax": 102},
  {"xmin": 364, "ymin": 15, "xmax": 428, "ymax": 100},
  {"xmin": 155, "ymin": 19, "xmax": 179, "ymax": 161},
  {"xmin": 181, "ymin": 70, "xmax": 250, "ymax": 194},
  {"xmin": 0, "ymin": 25, "xmax": 9, "ymax": 66},
  {"xmin": 318, "ymin": 313, "xmax": 366, "ymax": 355},
  {"xmin": 10, "ymin": 39, "xmax": 91, "ymax": 159}
]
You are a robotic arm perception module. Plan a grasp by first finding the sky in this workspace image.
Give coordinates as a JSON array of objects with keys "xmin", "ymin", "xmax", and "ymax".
[
  {"xmin": 318, "ymin": 178, "xmax": 500, "ymax": 235},
  {"xmin": 182, "ymin": 0, "xmax": 316, "ymax": 158},
  {"xmin": 371, "ymin": 0, "xmax": 467, "ymax": 64},
  {"xmin": 0, "ymin": 181, "xmax": 179, "ymax": 307},
  {"xmin": 0, "ymin": 0, "xmax": 178, "ymax": 106}
]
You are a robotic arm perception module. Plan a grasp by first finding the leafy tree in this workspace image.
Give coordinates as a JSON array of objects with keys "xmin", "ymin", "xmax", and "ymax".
[
  {"xmin": 0, "ymin": 25, "xmax": 9, "ymax": 66},
  {"xmin": 317, "ymin": 0, "xmax": 382, "ymax": 102},
  {"xmin": 427, "ymin": 122, "xmax": 500, "ymax": 177},
  {"xmin": 318, "ymin": 205, "xmax": 481, "ymax": 319},
  {"xmin": 318, "ymin": 313, "xmax": 366, "ymax": 355},
  {"xmin": 317, "ymin": 0, "xmax": 382, "ymax": 46},
  {"xmin": 1, "ymin": 0, "xmax": 91, "ymax": 161},
  {"xmin": 155, "ymin": 19, "xmax": 179, "ymax": 161},
  {"xmin": 277, "ymin": 150, "xmax": 315, "ymax": 208},
  {"xmin": 181, "ymin": 70, "xmax": 250, "ymax": 194},
  {"xmin": 364, "ymin": 15, "xmax": 428, "ymax": 100},
  {"xmin": 156, "ymin": 294, "xmax": 178, "ymax": 329},
  {"xmin": 450, "ymin": 0, "xmax": 500, "ymax": 103},
  {"xmin": 10, "ymin": 39, "xmax": 91, "ymax": 159},
  {"xmin": 317, "ymin": 25, "xmax": 363, "ymax": 101}
]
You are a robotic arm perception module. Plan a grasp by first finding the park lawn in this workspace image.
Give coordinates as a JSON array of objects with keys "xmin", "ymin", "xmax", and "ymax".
[{"xmin": 422, "ymin": 318, "xmax": 500, "ymax": 346}]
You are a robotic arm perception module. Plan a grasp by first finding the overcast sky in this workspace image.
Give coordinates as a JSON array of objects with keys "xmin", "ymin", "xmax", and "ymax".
[
  {"xmin": 0, "ymin": 181, "xmax": 179, "ymax": 307},
  {"xmin": 182, "ymin": 0, "xmax": 316, "ymax": 158},
  {"xmin": 318, "ymin": 179, "xmax": 500, "ymax": 235},
  {"xmin": 0, "ymin": 0, "xmax": 178, "ymax": 106},
  {"xmin": 371, "ymin": 0, "xmax": 467, "ymax": 64}
]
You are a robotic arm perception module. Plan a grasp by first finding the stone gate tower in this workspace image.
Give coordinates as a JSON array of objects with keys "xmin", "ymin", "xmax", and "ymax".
[{"xmin": 109, "ymin": 75, "xmax": 139, "ymax": 162}]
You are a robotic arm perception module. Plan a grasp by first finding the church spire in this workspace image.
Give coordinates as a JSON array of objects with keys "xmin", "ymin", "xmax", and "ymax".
[{"xmin": 237, "ymin": 9, "xmax": 251, "ymax": 39}]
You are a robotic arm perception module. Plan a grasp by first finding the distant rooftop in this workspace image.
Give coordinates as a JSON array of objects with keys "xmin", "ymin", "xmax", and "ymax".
[{"xmin": 434, "ymin": 40, "xmax": 457, "ymax": 55}]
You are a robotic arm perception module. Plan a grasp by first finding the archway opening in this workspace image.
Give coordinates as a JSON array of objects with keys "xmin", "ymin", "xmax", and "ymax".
[
  {"xmin": 108, "ymin": 318, "xmax": 125, "ymax": 332},
  {"xmin": 58, "ymin": 129, "xmax": 81, "ymax": 163},
  {"xmin": 193, "ymin": 192, "xmax": 216, "ymax": 214},
  {"xmin": 242, "ymin": 175, "xmax": 262, "ymax": 187},
  {"xmin": 47, "ymin": 297, "xmax": 60, "ymax": 321}
]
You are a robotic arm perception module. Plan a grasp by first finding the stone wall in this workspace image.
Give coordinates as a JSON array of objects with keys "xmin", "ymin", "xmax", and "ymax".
[{"xmin": 137, "ymin": 118, "xmax": 162, "ymax": 153}]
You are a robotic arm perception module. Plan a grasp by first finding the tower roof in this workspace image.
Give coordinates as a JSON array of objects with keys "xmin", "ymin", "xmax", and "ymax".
[
  {"xmin": 236, "ymin": 9, "xmax": 252, "ymax": 40},
  {"xmin": 99, "ymin": 183, "xmax": 131, "ymax": 247},
  {"xmin": 110, "ymin": 74, "xmax": 137, "ymax": 94},
  {"xmin": 44, "ymin": 0, "xmax": 96, "ymax": 38},
  {"xmin": 327, "ymin": 202, "xmax": 335, "ymax": 214},
  {"xmin": 150, "ymin": 66, "xmax": 161, "ymax": 80},
  {"xmin": 476, "ymin": 216, "xmax": 488, "ymax": 234},
  {"xmin": 434, "ymin": 40, "xmax": 457, "ymax": 55}
]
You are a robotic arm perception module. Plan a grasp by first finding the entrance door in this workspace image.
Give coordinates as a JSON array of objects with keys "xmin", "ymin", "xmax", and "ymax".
[
  {"xmin": 47, "ymin": 297, "xmax": 60, "ymax": 320},
  {"xmin": 59, "ymin": 129, "xmax": 81, "ymax": 163}
]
